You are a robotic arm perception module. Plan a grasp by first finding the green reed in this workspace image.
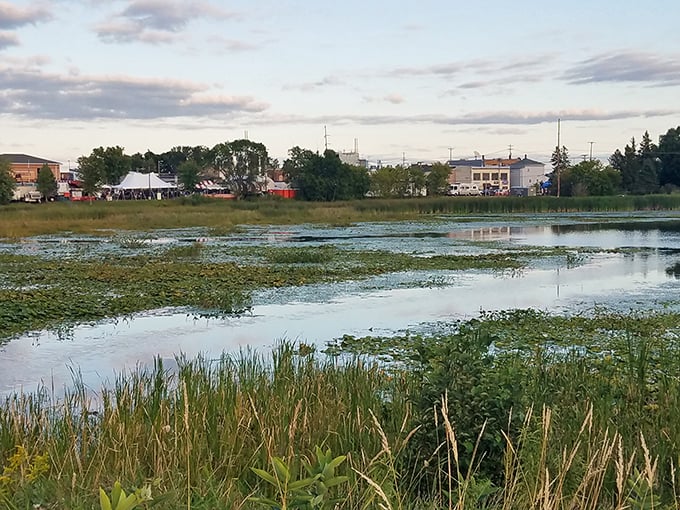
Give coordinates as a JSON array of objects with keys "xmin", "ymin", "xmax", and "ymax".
[
  {"xmin": 2, "ymin": 194, "xmax": 680, "ymax": 238},
  {"xmin": 3, "ymin": 308, "xmax": 680, "ymax": 508}
]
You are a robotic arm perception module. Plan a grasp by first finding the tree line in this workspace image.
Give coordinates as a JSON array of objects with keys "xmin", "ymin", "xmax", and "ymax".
[
  {"xmin": 549, "ymin": 126, "xmax": 680, "ymax": 196},
  {"xmin": 72, "ymin": 141, "xmax": 451, "ymax": 201},
  {"xmin": 2, "ymin": 125, "xmax": 680, "ymax": 204}
]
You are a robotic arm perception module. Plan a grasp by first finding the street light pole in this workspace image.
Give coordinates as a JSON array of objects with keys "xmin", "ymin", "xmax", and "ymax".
[{"xmin": 589, "ymin": 141, "xmax": 595, "ymax": 161}]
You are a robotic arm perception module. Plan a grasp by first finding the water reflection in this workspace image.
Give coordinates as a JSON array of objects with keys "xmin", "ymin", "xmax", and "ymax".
[
  {"xmin": 1, "ymin": 214, "xmax": 680, "ymax": 397},
  {"xmin": 666, "ymin": 262, "xmax": 680, "ymax": 279}
]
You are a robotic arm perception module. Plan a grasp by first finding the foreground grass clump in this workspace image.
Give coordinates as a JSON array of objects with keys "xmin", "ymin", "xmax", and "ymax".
[
  {"xmin": 2, "ymin": 193, "xmax": 680, "ymax": 238},
  {"xmin": 3, "ymin": 310, "xmax": 680, "ymax": 508}
]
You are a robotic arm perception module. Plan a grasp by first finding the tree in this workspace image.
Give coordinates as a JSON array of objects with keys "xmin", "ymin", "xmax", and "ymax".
[
  {"xmin": 610, "ymin": 134, "xmax": 659, "ymax": 194},
  {"xmin": 368, "ymin": 166, "xmax": 398, "ymax": 198},
  {"xmin": 177, "ymin": 160, "xmax": 201, "ymax": 193},
  {"xmin": 77, "ymin": 153, "xmax": 104, "ymax": 199},
  {"xmin": 36, "ymin": 164, "xmax": 58, "ymax": 201},
  {"xmin": 610, "ymin": 139, "xmax": 639, "ymax": 193},
  {"xmin": 559, "ymin": 160, "xmax": 621, "ymax": 196},
  {"xmin": 425, "ymin": 162, "xmax": 451, "ymax": 196},
  {"xmin": 0, "ymin": 159, "xmax": 16, "ymax": 204},
  {"xmin": 78, "ymin": 146, "xmax": 130, "ymax": 185},
  {"xmin": 550, "ymin": 145, "xmax": 570, "ymax": 196},
  {"xmin": 210, "ymin": 139, "xmax": 269, "ymax": 198},
  {"xmin": 658, "ymin": 126, "xmax": 680, "ymax": 188},
  {"xmin": 283, "ymin": 147, "xmax": 369, "ymax": 201}
]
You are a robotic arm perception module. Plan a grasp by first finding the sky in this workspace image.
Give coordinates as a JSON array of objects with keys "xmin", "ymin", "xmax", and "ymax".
[{"xmin": 2, "ymin": 0, "xmax": 680, "ymax": 168}]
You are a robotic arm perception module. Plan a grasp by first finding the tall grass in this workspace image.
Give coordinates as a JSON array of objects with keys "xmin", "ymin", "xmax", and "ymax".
[
  {"xmin": 2, "ymin": 194, "xmax": 680, "ymax": 238},
  {"xmin": 3, "ymin": 328, "xmax": 680, "ymax": 508}
]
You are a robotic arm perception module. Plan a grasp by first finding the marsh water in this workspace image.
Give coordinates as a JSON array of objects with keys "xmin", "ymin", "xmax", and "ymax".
[{"xmin": 1, "ymin": 212, "xmax": 680, "ymax": 396}]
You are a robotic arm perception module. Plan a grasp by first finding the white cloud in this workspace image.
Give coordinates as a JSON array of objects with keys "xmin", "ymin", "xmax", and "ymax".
[
  {"xmin": 96, "ymin": 0, "xmax": 237, "ymax": 44},
  {"xmin": 0, "ymin": 66, "xmax": 268, "ymax": 120},
  {"xmin": 0, "ymin": 1, "xmax": 53, "ymax": 29},
  {"xmin": 565, "ymin": 51, "xmax": 680, "ymax": 86}
]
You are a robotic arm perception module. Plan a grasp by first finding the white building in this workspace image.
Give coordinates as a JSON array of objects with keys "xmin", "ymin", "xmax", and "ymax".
[{"xmin": 510, "ymin": 157, "xmax": 547, "ymax": 191}]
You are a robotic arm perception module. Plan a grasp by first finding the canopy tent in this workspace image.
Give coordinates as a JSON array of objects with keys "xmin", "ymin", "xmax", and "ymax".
[{"xmin": 113, "ymin": 172, "xmax": 176, "ymax": 190}]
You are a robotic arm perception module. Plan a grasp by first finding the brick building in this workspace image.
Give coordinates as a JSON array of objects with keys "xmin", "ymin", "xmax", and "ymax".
[{"xmin": 0, "ymin": 153, "xmax": 61, "ymax": 183}]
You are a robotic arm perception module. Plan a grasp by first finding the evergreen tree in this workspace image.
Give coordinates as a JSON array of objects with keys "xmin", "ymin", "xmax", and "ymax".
[
  {"xmin": 610, "ymin": 134, "xmax": 660, "ymax": 194},
  {"xmin": 658, "ymin": 126, "xmax": 680, "ymax": 188},
  {"xmin": 550, "ymin": 145, "xmax": 570, "ymax": 196},
  {"xmin": 638, "ymin": 131, "xmax": 659, "ymax": 193}
]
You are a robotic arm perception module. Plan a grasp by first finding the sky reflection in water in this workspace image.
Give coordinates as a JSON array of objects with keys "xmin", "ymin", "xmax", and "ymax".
[{"xmin": 1, "ymin": 213, "xmax": 679, "ymax": 396}]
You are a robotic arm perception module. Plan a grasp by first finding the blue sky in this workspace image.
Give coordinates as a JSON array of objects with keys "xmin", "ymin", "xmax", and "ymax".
[{"xmin": 2, "ymin": 0, "xmax": 680, "ymax": 168}]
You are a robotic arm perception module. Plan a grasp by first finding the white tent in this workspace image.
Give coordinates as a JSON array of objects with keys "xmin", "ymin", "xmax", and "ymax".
[{"xmin": 114, "ymin": 172, "xmax": 176, "ymax": 190}]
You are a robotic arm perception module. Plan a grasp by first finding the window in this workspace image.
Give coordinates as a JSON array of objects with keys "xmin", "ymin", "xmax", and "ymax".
[
  {"xmin": 482, "ymin": 173, "xmax": 490, "ymax": 180},
  {"xmin": 491, "ymin": 172, "xmax": 499, "ymax": 180},
  {"xmin": 473, "ymin": 173, "xmax": 480, "ymax": 180}
]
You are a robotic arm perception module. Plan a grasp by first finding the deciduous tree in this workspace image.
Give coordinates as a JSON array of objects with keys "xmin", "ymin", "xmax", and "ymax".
[
  {"xmin": 283, "ymin": 148, "xmax": 369, "ymax": 201},
  {"xmin": 425, "ymin": 162, "xmax": 451, "ymax": 196},
  {"xmin": 177, "ymin": 160, "xmax": 201, "ymax": 193},
  {"xmin": 0, "ymin": 159, "xmax": 16, "ymax": 204},
  {"xmin": 211, "ymin": 139, "xmax": 269, "ymax": 198},
  {"xmin": 36, "ymin": 164, "xmax": 58, "ymax": 201},
  {"xmin": 77, "ymin": 153, "xmax": 104, "ymax": 199}
]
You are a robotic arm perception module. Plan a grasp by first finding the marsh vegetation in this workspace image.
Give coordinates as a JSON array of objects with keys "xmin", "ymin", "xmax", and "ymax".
[{"xmin": 1, "ymin": 202, "xmax": 680, "ymax": 508}]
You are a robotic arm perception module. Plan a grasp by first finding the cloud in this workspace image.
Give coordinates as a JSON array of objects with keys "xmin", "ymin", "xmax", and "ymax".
[
  {"xmin": 386, "ymin": 62, "xmax": 462, "ymax": 78},
  {"xmin": 0, "ymin": 30, "xmax": 18, "ymax": 49},
  {"xmin": 565, "ymin": 52, "xmax": 680, "ymax": 85},
  {"xmin": 0, "ymin": 66, "xmax": 268, "ymax": 120},
  {"xmin": 249, "ymin": 108, "xmax": 678, "ymax": 127},
  {"xmin": 0, "ymin": 1, "xmax": 53, "ymax": 29},
  {"xmin": 282, "ymin": 75, "xmax": 345, "ymax": 92},
  {"xmin": 207, "ymin": 35, "xmax": 260, "ymax": 52},
  {"xmin": 96, "ymin": 19, "xmax": 176, "ymax": 44},
  {"xmin": 384, "ymin": 93, "xmax": 404, "ymax": 104},
  {"xmin": 96, "ymin": 0, "xmax": 236, "ymax": 44}
]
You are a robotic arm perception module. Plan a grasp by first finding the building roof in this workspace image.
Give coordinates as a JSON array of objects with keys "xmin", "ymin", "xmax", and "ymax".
[
  {"xmin": 0, "ymin": 153, "xmax": 60, "ymax": 165},
  {"xmin": 448, "ymin": 159, "xmax": 485, "ymax": 167},
  {"xmin": 510, "ymin": 158, "xmax": 545, "ymax": 168}
]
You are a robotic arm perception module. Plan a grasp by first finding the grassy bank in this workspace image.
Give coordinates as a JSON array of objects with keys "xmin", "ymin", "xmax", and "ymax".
[
  {"xmin": 2, "ymin": 194, "xmax": 680, "ymax": 238},
  {"xmin": 3, "ymin": 310, "xmax": 680, "ymax": 509}
]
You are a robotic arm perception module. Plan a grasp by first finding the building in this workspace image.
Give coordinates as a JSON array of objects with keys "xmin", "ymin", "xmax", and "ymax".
[
  {"xmin": 447, "ymin": 156, "xmax": 516, "ymax": 194},
  {"xmin": 509, "ymin": 156, "xmax": 547, "ymax": 193},
  {"xmin": 0, "ymin": 153, "xmax": 61, "ymax": 183}
]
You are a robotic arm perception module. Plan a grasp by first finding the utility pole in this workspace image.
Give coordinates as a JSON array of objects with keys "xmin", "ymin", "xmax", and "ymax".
[
  {"xmin": 589, "ymin": 141, "xmax": 595, "ymax": 161},
  {"xmin": 508, "ymin": 144, "xmax": 513, "ymax": 159}
]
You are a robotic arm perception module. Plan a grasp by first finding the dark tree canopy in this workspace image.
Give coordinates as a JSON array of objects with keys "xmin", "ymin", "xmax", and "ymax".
[
  {"xmin": 658, "ymin": 126, "xmax": 680, "ymax": 188},
  {"xmin": 283, "ymin": 148, "xmax": 369, "ymax": 201}
]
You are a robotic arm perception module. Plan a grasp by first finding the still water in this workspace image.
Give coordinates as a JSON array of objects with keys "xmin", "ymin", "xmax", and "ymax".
[{"xmin": 1, "ymin": 213, "xmax": 679, "ymax": 396}]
